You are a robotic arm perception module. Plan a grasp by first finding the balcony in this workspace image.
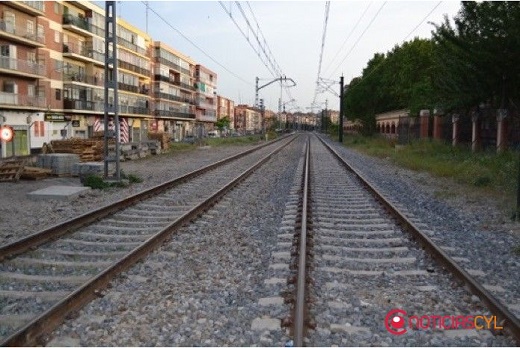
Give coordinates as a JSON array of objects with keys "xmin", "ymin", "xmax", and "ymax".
[
  {"xmin": 154, "ymin": 109, "xmax": 196, "ymax": 119},
  {"xmin": 174, "ymin": 81, "xmax": 196, "ymax": 92},
  {"xmin": 63, "ymin": 73, "xmax": 104, "ymax": 86},
  {"xmin": 118, "ymin": 60, "xmax": 150, "ymax": 78},
  {"xmin": 155, "ymin": 57, "xmax": 190, "ymax": 76},
  {"xmin": 195, "ymin": 99, "xmax": 215, "ymax": 109},
  {"xmin": 0, "ymin": 92, "xmax": 46, "ymax": 108},
  {"xmin": 9, "ymin": 1, "xmax": 45, "ymax": 16},
  {"xmin": 0, "ymin": 20, "xmax": 45, "ymax": 47},
  {"xmin": 64, "ymin": 98, "xmax": 103, "ymax": 112},
  {"xmin": 197, "ymin": 113, "xmax": 217, "ymax": 123},
  {"xmin": 62, "ymin": 13, "xmax": 92, "ymax": 37},
  {"xmin": 154, "ymin": 91, "xmax": 184, "ymax": 103},
  {"xmin": 120, "ymin": 105, "xmax": 149, "ymax": 115},
  {"xmin": 63, "ymin": 42, "xmax": 101, "ymax": 65},
  {"xmin": 0, "ymin": 57, "xmax": 45, "ymax": 77},
  {"xmin": 117, "ymin": 37, "xmax": 147, "ymax": 56}
]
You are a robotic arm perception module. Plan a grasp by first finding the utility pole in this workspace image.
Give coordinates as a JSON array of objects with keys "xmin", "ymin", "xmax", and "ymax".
[
  {"xmin": 339, "ymin": 75, "xmax": 344, "ymax": 143},
  {"xmin": 104, "ymin": 1, "xmax": 121, "ymax": 181}
]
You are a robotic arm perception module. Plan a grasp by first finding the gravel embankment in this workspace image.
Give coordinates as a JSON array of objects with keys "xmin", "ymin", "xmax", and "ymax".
[
  {"xmin": 321, "ymin": 136, "xmax": 520, "ymax": 319},
  {"xmin": 0, "ymin": 142, "xmax": 269, "ymax": 245},
  {"xmin": 2, "ymin": 134, "xmax": 519, "ymax": 346},
  {"xmin": 46, "ymin": 136, "xmax": 306, "ymax": 346}
]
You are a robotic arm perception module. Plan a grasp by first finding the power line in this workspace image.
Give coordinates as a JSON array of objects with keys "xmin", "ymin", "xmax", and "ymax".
[
  {"xmin": 322, "ymin": 2, "xmax": 372, "ymax": 77},
  {"xmin": 327, "ymin": 1, "xmax": 387, "ymax": 79},
  {"xmin": 220, "ymin": 1, "xmax": 284, "ymax": 79},
  {"xmin": 140, "ymin": 2, "xmax": 251, "ymax": 86},
  {"xmin": 245, "ymin": 1, "xmax": 282, "ymax": 76},
  {"xmin": 220, "ymin": 1, "xmax": 297, "ymax": 109},
  {"xmin": 403, "ymin": 1, "xmax": 442, "ymax": 41},
  {"xmin": 346, "ymin": 1, "xmax": 443, "ymax": 93},
  {"xmin": 312, "ymin": 1, "xmax": 331, "ymax": 105}
]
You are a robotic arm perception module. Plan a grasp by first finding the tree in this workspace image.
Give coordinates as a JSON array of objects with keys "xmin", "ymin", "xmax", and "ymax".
[
  {"xmin": 344, "ymin": 38, "xmax": 437, "ymax": 134},
  {"xmin": 215, "ymin": 116, "xmax": 231, "ymax": 131},
  {"xmin": 431, "ymin": 1, "xmax": 520, "ymax": 112}
]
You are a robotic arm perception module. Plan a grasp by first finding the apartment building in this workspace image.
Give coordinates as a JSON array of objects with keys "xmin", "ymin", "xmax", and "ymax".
[
  {"xmin": 152, "ymin": 41, "xmax": 196, "ymax": 141},
  {"xmin": 216, "ymin": 94, "xmax": 234, "ymax": 131},
  {"xmin": 0, "ymin": 1, "xmax": 227, "ymax": 156},
  {"xmin": 194, "ymin": 64, "xmax": 216, "ymax": 135},
  {"xmin": 234, "ymin": 104, "xmax": 262, "ymax": 134},
  {"xmin": 60, "ymin": 1, "xmax": 152, "ymax": 144},
  {"xmin": 0, "ymin": 1, "xmax": 47, "ymax": 157}
]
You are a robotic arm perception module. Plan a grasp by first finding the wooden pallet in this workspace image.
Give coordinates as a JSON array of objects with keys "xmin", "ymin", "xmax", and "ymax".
[
  {"xmin": 20, "ymin": 166, "xmax": 53, "ymax": 180},
  {"xmin": 0, "ymin": 159, "xmax": 26, "ymax": 182}
]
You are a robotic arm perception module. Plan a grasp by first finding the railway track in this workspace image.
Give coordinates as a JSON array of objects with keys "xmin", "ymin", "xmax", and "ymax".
[
  {"xmin": 285, "ymin": 134, "xmax": 519, "ymax": 345},
  {"xmin": 0, "ymin": 134, "xmax": 297, "ymax": 346}
]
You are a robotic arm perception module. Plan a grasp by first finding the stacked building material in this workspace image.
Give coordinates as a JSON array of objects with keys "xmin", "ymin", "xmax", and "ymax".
[
  {"xmin": 20, "ymin": 166, "xmax": 53, "ymax": 180},
  {"xmin": 72, "ymin": 162, "xmax": 104, "ymax": 177},
  {"xmin": 148, "ymin": 132, "xmax": 171, "ymax": 150},
  {"xmin": 37, "ymin": 154, "xmax": 80, "ymax": 176},
  {"xmin": 50, "ymin": 138, "xmax": 108, "ymax": 162},
  {"xmin": 143, "ymin": 140, "xmax": 162, "ymax": 155},
  {"xmin": 0, "ymin": 159, "xmax": 26, "ymax": 182}
]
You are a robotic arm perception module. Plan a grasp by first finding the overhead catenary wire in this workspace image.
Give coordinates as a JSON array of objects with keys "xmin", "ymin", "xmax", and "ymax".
[
  {"xmin": 346, "ymin": 1, "xmax": 443, "ymax": 93},
  {"xmin": 141, "ymin": 1, "xmax": 251, "ymax": 86},
  {"xmin": 219, "ymin": 1, "xmax": 284, "ymax": 79},
  {"xmin": 312, "ymin": 1, "xmax": 331, "ymax": 106},
  {"xmin": 220, "ymin": 1, "xmax": 297, "ymax": 110},
  {"xmin": 327, "ymin": 1, "xmax": 387, "ymax": 79},
  {"xmin": 321, "ymin": 1, "xmax": 372, "ymax": 77}
]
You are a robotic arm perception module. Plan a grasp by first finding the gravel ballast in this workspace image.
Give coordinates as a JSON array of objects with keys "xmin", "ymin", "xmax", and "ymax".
[
  {"xmin": 320, "ymin": 136, "xmax": 520, "ymax": 320},
  {"xmin": 46, "ymin": 136, "xmax": 306, "ymax": 346},
  {"xmin": 0, "ymin": 142, "xmax": 268, "ymax": 245},
  {"xmin": 1, "ymin": 134, "xmax": 519, "ymax": 345}
]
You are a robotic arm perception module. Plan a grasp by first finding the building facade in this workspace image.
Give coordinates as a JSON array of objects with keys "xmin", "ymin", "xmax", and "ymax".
[
  {"xmin": 152, "ymin": 41, "xmax": 196, "ymax": 141},
  {"xmin": 194, "ymin": 64, "xmax": 216, "ymax": 136},
  {"xmin": 234, "ymin": 104, "xmax": 261, "ymax": 134},
  {"xmin": 0, "ymin": 1, "xmax": 224, "ymax": 157},
  {"xmin": 216, "ymin": 94, "xmax": 234, "ymax": 131}
]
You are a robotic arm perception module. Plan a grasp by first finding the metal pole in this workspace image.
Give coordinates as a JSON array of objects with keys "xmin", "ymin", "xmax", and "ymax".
[
  {"xmin": 339, "ymin": 75, "xmax": 344, "ymax": 143},
  {"xmin": 104, "ymin": 1, "xmax": 120, "ymax": 181},
  {"xmin": 517, "ymin": 151, "xmax": 520, "ymax": 218}
]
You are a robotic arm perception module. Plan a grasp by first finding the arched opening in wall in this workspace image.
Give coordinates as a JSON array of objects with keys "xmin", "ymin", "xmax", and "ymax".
[{"xmin": 391, "ymin": 123, "xmax": 396, "ymax": 135}]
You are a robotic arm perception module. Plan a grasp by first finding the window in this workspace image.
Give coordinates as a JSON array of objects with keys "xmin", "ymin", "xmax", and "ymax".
[
  {"xmin": 0, "ymin": 45, "xmax": 9, "ymax": 57},
  {"xmin": 54, "ymin": 2, "xmax": 60, "ymax": 14},
  {"xmin": 3, "ymin": 11, "xmax": 15, "ymax": 34},
  {"xmin": 3, "ymin": 81, "xmax": 17, "ymax": 94},
  {"xmin": 37, "ymin": 24, "xmax": 44, "ymax": 41},
  {"xmin": 27, "ymin": 52, "xmax": 36, "ymax": 63},
  {"xmin": 28, "ymin": 85, "xmax": 35, "ymax": 97},
  {"xmin": 26, "ymin": 20, "xmax": 34, "ymax": 37},
  {"xmin": 54, "ymin": 30, "xmax": 60, "ymax": 43},
  {"xmin": 55, "ymin": 89, "xmax": 61, "ymax": 101}
]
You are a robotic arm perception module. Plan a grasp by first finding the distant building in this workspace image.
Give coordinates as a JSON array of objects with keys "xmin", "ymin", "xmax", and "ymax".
[
  {"xmin": 234, "ymin": 104, "xmax": 262, "ymax": 133},
  {"xmin": 216, "ymin": 95, "xmax": 235, "ymax": 130},
  {"xmin": 328, "ymin": 110, "xmax": 340, "ymax": 125},
  {"xmin": 194, "ymin": 64, "xmax": 217, "ymax": 135}
]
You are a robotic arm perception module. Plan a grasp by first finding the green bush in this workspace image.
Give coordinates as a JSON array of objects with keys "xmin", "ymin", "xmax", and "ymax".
[
  {"xmin": 83, "ymin": 174, "xmax": 110, "ymax": 190},
  {"xmin": 127, "ymin": 174, "xmax": 143, "ymax": 183}
]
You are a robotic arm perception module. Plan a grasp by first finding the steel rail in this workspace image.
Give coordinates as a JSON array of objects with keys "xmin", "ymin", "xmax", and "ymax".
[
  {"xmin": 0, "ymin": 135, "xmax": 291, "ymax": 261},
  {"xmin": 1, "ymin": 135, "xmax": 298, "ymax": 347},
  {"xmin": 293, "ymin": 137, "xmax": 310, "ymax": 347},
  {"xmin": 316, "ymin": 134, "xmax": 520, "ymax": 344}
]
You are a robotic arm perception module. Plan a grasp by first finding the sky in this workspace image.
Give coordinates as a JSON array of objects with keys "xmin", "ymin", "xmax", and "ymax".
[{"xmin": 113, "ymin": 1, "xmax": 462, "ymax": 112}]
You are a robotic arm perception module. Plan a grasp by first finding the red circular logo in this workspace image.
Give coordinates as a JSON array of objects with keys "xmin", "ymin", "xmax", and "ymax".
[
  {"xmin": 0, "ymin": 126, "xmax": 14, "ymax": 142},
  {"xmin": 385, "ymin": 308, "xmax": 408, "ymax": 335}
]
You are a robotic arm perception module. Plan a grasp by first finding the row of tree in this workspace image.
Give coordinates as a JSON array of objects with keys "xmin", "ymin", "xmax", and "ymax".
[{"xmin": 344, "ymin": 1, "xmax": 520, "ymax": 135}]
